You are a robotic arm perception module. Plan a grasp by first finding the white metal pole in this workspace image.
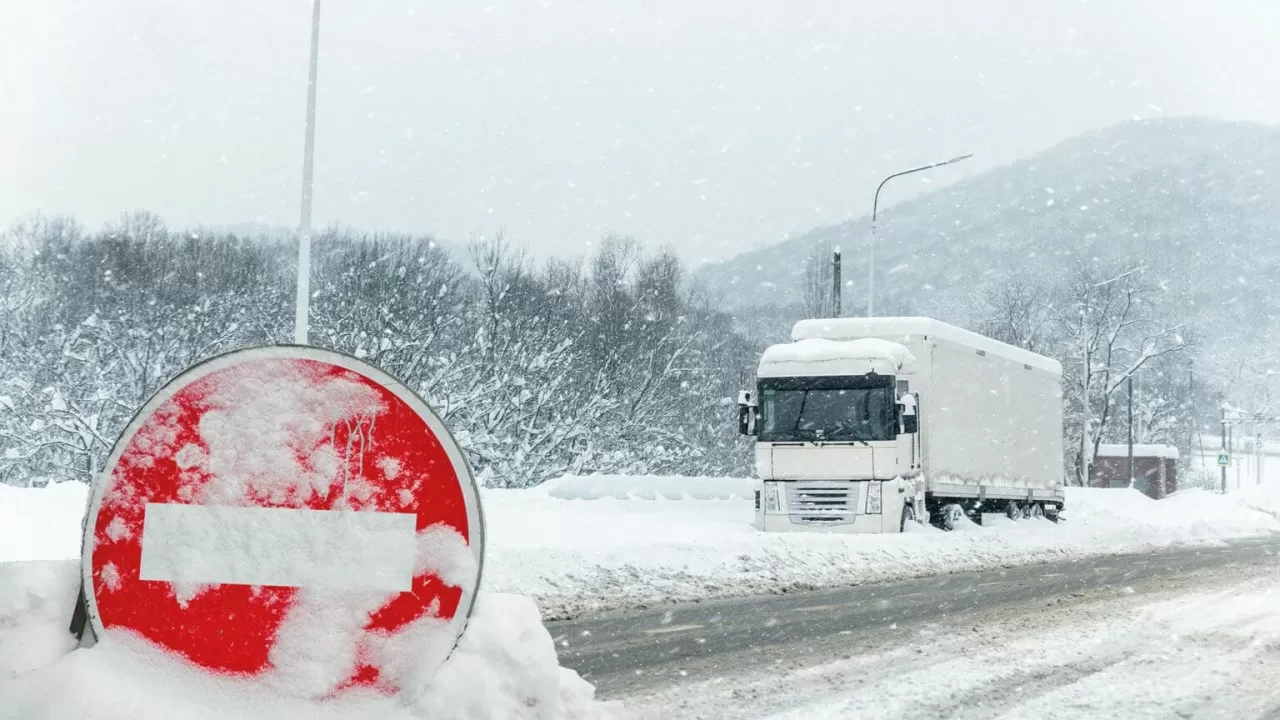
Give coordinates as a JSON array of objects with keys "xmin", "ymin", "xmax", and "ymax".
[{"xmin": 294, "ymin": 0, "xmax": 321, "ymax": 345}]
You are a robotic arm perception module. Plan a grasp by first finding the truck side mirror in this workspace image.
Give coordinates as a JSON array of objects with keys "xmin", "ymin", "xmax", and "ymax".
[
  {"xmin": 737, "ymin": 390, "xmax": 757, "ymax": 436},
  {"xmin": 898, "ymin": 393, "xmax": 918, "ymax": 434}
]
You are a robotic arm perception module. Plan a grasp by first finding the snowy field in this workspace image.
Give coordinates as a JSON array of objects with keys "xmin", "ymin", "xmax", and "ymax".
[{"xmin": 5, "ymin": 476, "xmax": 1280, "ymax": 621}]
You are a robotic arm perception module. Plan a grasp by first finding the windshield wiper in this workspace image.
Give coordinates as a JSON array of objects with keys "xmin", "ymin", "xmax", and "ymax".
[{"xmin": 790, "ymin": 391, "xmax": 810, "ymax": 434}]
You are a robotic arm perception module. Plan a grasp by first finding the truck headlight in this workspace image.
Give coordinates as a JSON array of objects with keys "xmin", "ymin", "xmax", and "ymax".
[
  {"xmin": 865, "ymin": 482, "xmax": 882, "ymax": 515},
  {"xmin": 764, "ymin": 484, "xmax": 780, "ymax": 512}
]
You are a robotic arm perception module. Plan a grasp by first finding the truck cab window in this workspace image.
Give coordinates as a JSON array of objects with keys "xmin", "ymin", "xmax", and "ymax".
[{"xmin": 758, "ymin": 376, "xmax": 896, "ymax": 443}]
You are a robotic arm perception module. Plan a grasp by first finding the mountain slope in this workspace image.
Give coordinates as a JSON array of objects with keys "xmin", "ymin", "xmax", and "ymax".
[{"xmin": 695, "ymin": 117, "xmax": 1280, "ymax": 359}]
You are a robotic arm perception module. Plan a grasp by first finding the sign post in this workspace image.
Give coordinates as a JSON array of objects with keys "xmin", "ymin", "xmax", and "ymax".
[{"xmin": 79, "ymin": 346, "xmax": 483, "ymax": 699}]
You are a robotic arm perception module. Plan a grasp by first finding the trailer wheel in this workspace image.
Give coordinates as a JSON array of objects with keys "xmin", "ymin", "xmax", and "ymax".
[
  {"xmin": 1030, "ymin": 503, "xmax": 1045, "ymax": 520},
  {"xmin": 1005, "ymin": 502, "xmax": 1021, "ymax": 521},
  {"xmin": 942, "ymin": 503, "xmax": 965, "ymax": 532}
]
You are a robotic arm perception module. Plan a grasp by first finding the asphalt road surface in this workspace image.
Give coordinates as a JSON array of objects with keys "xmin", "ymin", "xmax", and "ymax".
[{"xmin": 548, "ymin": 535, "xmax": 1280, "ymax": 700}]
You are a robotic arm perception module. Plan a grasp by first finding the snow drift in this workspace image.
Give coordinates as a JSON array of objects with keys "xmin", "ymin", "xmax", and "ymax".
[{"xmin": 0, "ymin": 560, "xmax": 621, "ymax": 719}]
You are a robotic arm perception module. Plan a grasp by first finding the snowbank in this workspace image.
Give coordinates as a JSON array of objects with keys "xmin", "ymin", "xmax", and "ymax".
[
  {"xmin": 0, "ymin": 482, "xmax": 88, "ymax": 562},
  {"xmin": 481, "ymin": 484, "xmax": 1280, "ymax": 618},
  {"xmin": 0, "ymin": 561, "xmax": 621, "ymax": 719},
  {"xmin": 533, "ymin": 474, "xmax": 755, "ymax": 501}
]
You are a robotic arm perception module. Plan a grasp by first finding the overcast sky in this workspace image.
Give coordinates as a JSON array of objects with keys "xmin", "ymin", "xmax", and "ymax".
[{"xmin": 3, "ymin": 1, "xmax": 1280, "ymax": 263}]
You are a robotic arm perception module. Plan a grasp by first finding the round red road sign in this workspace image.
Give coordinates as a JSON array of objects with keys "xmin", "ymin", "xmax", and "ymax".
[{"xmin": 80, "ymin": 345, "xmax": 484, "ymax": 699}]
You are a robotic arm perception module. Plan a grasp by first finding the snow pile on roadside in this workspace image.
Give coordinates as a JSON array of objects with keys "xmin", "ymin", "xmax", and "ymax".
[
  {"xmin": 0, "ymin": 561, "xmax": 622, "ymax": 719},
  {"xmin": 1231, "ymin": 482, "xmax": 1280, "ymax": 519},
  {"xmin": 481, "ymin": 479, "xmax": 1280, "ymax": 618},
  {"xmin": 1063, "ymin": 486, "xmax": 1278, "ymax": 541},
  {"xmin": 533, "ymin": 474, "xmax": 754, "ymax": 501},
  {"xmin": 0, "ymin": 561, "xmax": 80, "ymax": 679},
  {"xmin": 0, "ymin": 483, "xmax": 88, "ymax": 562}
]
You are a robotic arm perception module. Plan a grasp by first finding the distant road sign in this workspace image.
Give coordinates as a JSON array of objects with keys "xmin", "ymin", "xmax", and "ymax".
[
  {"xmin": 81, "ymin": 346, "xmax": 483, "ymax": 699},
  {"xmin": 1218, "ymin": 453, "xmax": 1231, "ymax": 466}
]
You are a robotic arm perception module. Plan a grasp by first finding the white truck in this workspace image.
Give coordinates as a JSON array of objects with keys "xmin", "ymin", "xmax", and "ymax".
[{"xmin": 737, "ymin": 317, "xmax": 1064, "ymax": 532}]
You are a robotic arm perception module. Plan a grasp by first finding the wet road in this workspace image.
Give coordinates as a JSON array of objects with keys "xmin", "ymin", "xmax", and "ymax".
[{"xmin": 547, "ymin": 535, "xmax": 1280, "ymax": 698}]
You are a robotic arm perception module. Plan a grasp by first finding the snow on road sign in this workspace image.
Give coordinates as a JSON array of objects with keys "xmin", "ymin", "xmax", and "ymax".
[{"xmin": 79, "ymin": 345, "xmax": 484, "ymax": 699}]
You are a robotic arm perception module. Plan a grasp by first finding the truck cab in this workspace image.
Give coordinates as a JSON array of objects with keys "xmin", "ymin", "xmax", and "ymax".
[{"xmin": 739, "ymin": 336, "xmax": 925, "ymax": 532}]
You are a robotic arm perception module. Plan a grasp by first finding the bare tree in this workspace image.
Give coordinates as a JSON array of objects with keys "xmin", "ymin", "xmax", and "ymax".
[
  {"xmin": 1051, "ymin": 266, "xmax": 1188, "ymax": 484},
  {"xmin": 977, "ymin": 277, "xmax": 1052, "ymax": 353}
]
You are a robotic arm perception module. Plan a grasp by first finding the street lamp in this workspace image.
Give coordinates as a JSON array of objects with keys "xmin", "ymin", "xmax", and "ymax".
[
  {"xmin": 294, "ymin": 0, "xmax": 322, "ymax": 345},
  {"xmin": 867, "ymin": 154, "xmax": 972, "ymax": 317}
]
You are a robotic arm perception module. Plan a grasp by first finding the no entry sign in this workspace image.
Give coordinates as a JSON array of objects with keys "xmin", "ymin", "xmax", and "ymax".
[{"xmin": 79, "ymin": 346, "xmax": 484, "ymax": 699}]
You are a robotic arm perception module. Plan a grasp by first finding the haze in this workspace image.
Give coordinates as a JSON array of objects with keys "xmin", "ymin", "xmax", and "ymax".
[{"xmin": 3, "ymin": 0, "xmax": 1279, "ymax": 262}]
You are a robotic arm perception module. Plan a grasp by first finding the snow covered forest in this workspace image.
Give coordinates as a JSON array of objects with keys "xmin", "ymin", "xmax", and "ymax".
[
  {"xmin": 0, "ymin": 209, "xmax": 1230, "ymax": 490},
  {"xmin": 0, "ymin": 213, "xmax": 753, "ymax": 488}
]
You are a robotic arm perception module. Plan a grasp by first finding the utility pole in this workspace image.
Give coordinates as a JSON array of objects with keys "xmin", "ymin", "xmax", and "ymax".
[
  {"xmin": 1127, "ymin": 374, "xmax": 1135, "ymax": 488},
  {"xmin": 831, "ymin": 248, "xmax": 842, "ymax": 317},
  {"xmin": 294, "ymin": 0, "xmax": 322, "ymax": 345},
  {"xmin": 867, "ymin": 154, "xmax": 972, "ymax": 317},
  {"xmin": 1221, "ymin": 408, "xmax": 1228, "ymax": 494},
  {"xmin": 1257, "ymin": 422, "xmax": 1264, "ymax": 486}
]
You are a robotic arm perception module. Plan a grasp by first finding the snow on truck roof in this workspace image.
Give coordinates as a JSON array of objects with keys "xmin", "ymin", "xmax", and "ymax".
[
  {"xmin": 790, "ymin": 316, "xmax": 1062, "ymax": 376},
  {"xmin": 758, "ymin": 337, "xmax": 915, "ymax": 378}
]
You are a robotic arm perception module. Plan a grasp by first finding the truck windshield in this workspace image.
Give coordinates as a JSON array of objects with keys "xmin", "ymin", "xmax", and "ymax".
[{"xmin": 758, "ymin": 376, "xmax": 897, "ymax": 443}]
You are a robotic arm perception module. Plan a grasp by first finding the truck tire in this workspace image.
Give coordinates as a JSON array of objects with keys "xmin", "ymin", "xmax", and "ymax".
[
  {"xmin": 1006, "ymin": 502, "xmax": 1021, "ymax": 521},
  {"xmin": 1030, "ymin": 503, "xmax": 1045, "ymax": 520}
]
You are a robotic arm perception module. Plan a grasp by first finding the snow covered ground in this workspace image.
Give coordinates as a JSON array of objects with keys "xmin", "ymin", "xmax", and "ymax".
[
  {"xmin": 5, "ymin": 477, "xmax": 1280, "ymax": 717},
  {"xmin": 0, "ymin": 481, "xmax": 625, "ymax": 719},
  {"xmin": 5, "ymin": 477, "xmax": 1280, "ymax": 621},
  {"xmin": 627, "ymin": 569, "xmax": 1280, "ymax": 719},
  {"xmin": 0, "ymin": 559, "xmax": 622, "ymax": 719},
  {"xmin": 483, "ymin": 475, "xmax": 1280, "ymax": 618}
]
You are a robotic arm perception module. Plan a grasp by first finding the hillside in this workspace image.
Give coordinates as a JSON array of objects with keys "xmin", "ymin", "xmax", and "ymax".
[{"xmin": 695, "ymin": 117, "xmax": 1280, "ymax": 361}]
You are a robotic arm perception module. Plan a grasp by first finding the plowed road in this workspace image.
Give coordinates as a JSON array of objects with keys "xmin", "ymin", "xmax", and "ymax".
[{"xmin": 548, "ymin": 536, "xmax": 1280, "ymax": 719}]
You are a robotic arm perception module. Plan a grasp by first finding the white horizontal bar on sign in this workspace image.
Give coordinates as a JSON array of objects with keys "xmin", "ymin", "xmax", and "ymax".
[{"xmin": 139, "ymin": 503, "xmax": 418, "ymax": 592}]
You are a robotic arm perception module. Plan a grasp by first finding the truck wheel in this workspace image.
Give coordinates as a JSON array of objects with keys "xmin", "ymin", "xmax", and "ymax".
[
  {"xmin": 1021, "ymin": 503, "xmax": 1034, "ymax": 519},
  {"xmin": 1030, "ymin": 503, "xmax": 1045, "ymax": 520},
  {"xmin": 1005, "ymin": 502, "xmax": 1021, "ymax": 521},
  {"xmin": 942, "ymin": 504, "xmax": 965, "ymax": 531}
]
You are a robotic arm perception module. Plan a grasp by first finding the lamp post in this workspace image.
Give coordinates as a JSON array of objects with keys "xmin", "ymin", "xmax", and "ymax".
[
  {"xmin": 867, "ymin": 154, "xmax": 972, "ymax": 317},
  {"xmin": 294, "ymin": 0, "xmax": 322, "ymax": 345}
]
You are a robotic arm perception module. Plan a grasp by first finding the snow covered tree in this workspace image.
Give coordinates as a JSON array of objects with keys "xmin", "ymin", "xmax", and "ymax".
[{"xmin": 1049, "ymin": 266, "xmax": 1189, "ymax": 485}]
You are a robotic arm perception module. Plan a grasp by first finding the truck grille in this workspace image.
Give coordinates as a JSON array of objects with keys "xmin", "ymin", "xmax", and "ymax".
[{"xmin": 786, "ymin": 482, "xmax": 856, "ymax": 525}]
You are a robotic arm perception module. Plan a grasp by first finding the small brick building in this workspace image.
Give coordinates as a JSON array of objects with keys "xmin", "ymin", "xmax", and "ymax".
[{"xmin": 1090, "ymin": 444, "xmax": 1178, "ymax": 499}]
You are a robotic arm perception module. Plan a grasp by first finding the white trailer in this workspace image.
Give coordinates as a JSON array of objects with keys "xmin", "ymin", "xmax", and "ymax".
[{"xmin": 737, "ymin": 317, "xmax": 1064, "ymax": 533}]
